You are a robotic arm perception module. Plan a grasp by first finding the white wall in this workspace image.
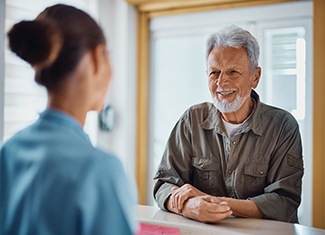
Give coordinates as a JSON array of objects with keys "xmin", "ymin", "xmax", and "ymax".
[
  {"xmin": 0, "ymin": 0, "xmax": 4, "ymax": 141},
  {"xmin": 97, "ymin": 0, "xmax": 138, "ymax": 180}
]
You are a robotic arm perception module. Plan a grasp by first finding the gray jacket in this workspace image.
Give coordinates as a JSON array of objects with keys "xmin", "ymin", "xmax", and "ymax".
[{"xmin": 153, "ymin": 90, "xmax": 303, "ymax": 223}]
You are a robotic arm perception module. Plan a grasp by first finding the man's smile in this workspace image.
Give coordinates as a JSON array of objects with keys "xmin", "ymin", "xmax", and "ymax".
[{"xmin": 216, "ymin": 90, "xmax": 236, "ymax": 97}]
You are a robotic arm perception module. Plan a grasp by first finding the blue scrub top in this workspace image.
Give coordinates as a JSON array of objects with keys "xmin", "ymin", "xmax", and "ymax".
[{"xmin": 0, "ymin": 109, "xmax": 137, "ymax": 235}]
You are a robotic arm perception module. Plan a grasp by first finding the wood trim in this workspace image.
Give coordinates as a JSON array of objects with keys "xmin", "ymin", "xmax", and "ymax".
[
  {"xmin": 147, "ymin": 0, "xmax": 297, "ymax": 18},
  {"xmin": 126, "ymin": 0, "xmax": 298, "ymax": 14},
  {"xmin": 313, "ymin": 0, "xmax": 325, "ymax": 229},
  {"xmin": 136, "ymin": 11, "xmax": 150, "ymax": 205},
  {"xmin": 127, "ymin": 0, "xmax": 248, "ymax": 7},
  {"xmin": 138, "ymin": 0, "xmax": 255, "ymax": 12}
]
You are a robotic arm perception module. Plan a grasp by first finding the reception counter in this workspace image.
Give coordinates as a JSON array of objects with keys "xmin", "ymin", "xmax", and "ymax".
[{"xmin": 138, "ymin": 205, "xmax": 325, "ymax": 235}]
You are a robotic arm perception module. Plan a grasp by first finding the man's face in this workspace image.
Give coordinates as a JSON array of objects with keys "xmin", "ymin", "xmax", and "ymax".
[{"xmin": 207, "ymin": 46, "xmax": 260, "ymax": 113}]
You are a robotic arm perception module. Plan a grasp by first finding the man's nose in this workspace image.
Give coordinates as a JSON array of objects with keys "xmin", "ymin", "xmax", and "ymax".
[{"xmin": 216, "ymin": 72, "xmax": 230, "ymax": 87}]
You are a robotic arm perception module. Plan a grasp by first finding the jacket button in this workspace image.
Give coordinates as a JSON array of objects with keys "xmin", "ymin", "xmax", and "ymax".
[{"xmin": 259, "ymin": 171, "xmax": 264, "ymax": 175}]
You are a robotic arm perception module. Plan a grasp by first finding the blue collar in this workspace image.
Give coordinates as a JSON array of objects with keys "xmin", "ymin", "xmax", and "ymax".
[{"xmin": 39, "ymin": 108, "xmax": 91, "ymax": 143}]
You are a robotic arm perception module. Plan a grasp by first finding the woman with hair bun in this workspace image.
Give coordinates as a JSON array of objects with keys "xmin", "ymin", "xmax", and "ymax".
[{"xmin": 0, "ymin": 4, "xmax": 137, "ymax": 235}]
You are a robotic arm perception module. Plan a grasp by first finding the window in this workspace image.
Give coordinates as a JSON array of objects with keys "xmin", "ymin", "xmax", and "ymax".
[
  {"xmin": 259, "ymin": 21, "xmax": 313, "ymax": 226},
  {"xmin": 1, "ymin": 0, "xmax": 98, "ymax": 144}
]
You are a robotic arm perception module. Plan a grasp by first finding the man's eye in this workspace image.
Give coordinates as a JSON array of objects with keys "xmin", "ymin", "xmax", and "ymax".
[
  {"xmin": 229, "ymin": 70, "xmax": 240, "ymax": 75},
  {"xmin": 209, "ymin": 71, "xmax": 219, "ymax": 76}
]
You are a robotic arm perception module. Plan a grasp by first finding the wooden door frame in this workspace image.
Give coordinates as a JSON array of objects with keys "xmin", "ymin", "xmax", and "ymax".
[{"xmin": 312, "ymin": 0, "xmax": 325, "ymax": 229}]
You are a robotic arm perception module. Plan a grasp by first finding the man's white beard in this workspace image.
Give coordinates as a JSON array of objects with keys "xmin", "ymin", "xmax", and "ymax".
[{"xmin": 213, "ymin": 91, "xmax": 250, "ymax": 113}]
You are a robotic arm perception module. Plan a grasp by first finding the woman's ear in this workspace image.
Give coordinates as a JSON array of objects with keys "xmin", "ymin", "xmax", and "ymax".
[{"xmin": 91, "ymin": 44, "xmax": 106, "ymax": 76}]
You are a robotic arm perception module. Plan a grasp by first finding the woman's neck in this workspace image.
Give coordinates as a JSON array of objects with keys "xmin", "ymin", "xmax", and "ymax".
[{"xmin": 47, "ymin": 90, "xmax": 89, "ymax": 126}]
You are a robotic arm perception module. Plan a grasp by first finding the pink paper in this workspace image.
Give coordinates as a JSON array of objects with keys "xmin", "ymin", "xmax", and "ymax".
[{"xmin": 136, "ymin": 222, "xmax": 180, "ymax": 235}]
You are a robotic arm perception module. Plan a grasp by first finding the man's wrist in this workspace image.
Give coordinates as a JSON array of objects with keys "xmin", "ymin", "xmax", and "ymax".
[{"xmin": 165, "ymin": 195, "xmax": 176, "ymax": 213}]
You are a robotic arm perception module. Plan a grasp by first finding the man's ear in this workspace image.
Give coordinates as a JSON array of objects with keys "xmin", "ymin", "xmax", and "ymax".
[
  {"xmin": 91, "ymin": 44, "xmax": 106, "ymax": 75},
  {"xmin": 251, "ymin": 67, "xmax": 261, "ymax": 89}
]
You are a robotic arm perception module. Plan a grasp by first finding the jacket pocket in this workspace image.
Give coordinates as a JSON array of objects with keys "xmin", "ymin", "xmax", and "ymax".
[
  {"xmin": 243, "ymin": 163, "xmax": 268, "ymax": 198},
  {"xmin": 287, "ymin": 153, "xmax": 304, "ymax": 170},
  {"xmin": 191, "ymin": 156, "xmax": 221, "ymax": 195}
]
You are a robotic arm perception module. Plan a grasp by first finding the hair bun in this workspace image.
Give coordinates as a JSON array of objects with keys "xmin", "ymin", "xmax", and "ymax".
[{"xmin": 8, "ymin": 20, "xmax": 61, "ymax": 67}]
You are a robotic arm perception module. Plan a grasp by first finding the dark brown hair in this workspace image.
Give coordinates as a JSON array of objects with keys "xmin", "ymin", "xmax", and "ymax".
[{"xmin": 7, "ymin": 4, "xmax": 106, "ymax": 91}]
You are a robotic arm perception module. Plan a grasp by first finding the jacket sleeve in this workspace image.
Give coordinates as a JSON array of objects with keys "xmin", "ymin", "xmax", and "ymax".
[
  {"xmin": 153, "ymin": 111, "xmax": 194, "ymax": 211},
  {"xmin": 250, "ymin": 113, "xmax": 304, "ymax": 223}
]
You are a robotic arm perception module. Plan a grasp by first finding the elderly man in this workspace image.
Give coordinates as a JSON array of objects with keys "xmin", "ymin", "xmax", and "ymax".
[{"xmin": 153, "ymin": 25, "xmax": 304, "ymax": 224}]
